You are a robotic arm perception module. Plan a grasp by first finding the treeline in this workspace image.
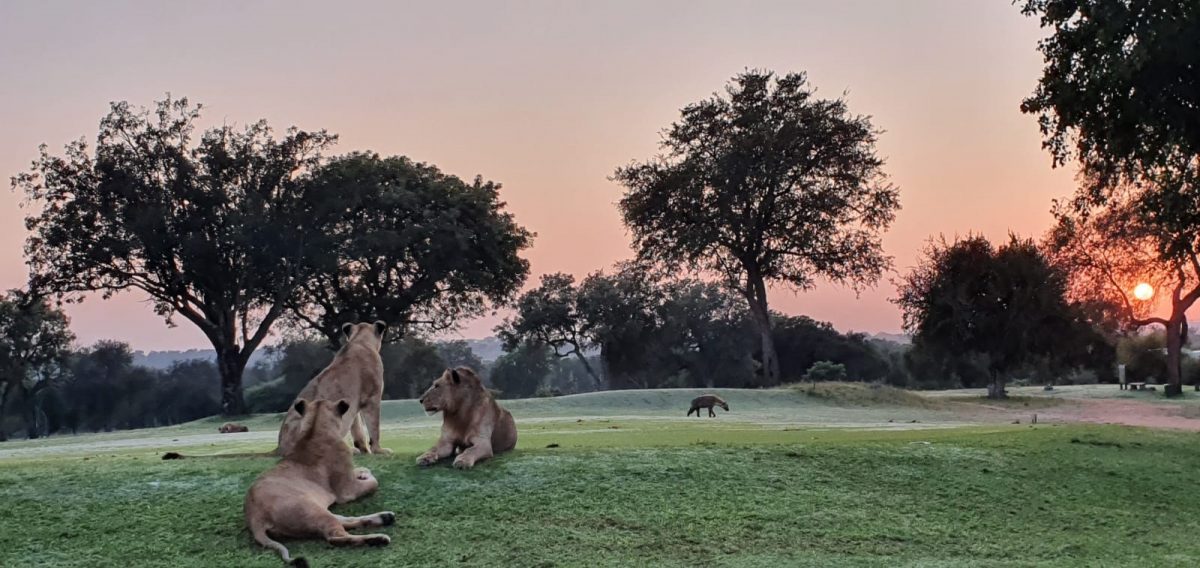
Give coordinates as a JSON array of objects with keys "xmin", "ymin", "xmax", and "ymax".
[
  {"xmin": 495, "ymin": 264, "xmax": 912, "ymax": 392},
  {"xmin": 4, "ymin": 283, "xmax": 1195, "ymax": 440}
]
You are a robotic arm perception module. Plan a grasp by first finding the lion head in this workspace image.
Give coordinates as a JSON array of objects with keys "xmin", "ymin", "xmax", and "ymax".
[
  {"xmin": 341, "ymin": 320, "xmax": 388, "ymax": 350},
  {"xmin": 279, "ymin": 398, "xmax": 351, "ymax": 457},
  {"xmin": 418, "ymin": 367, "xmax": 483, "ymax": 415}
]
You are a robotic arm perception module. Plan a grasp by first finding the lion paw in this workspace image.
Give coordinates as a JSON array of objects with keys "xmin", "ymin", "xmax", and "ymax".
[
  {"xmin": 452, "ymin": 456, "xmax": 475, "ymax": 470},
  {"xmin": 364, "ymin": 535, "xmax": 390, "ymax": 547},
  {"xmin": 370, "ymin": 447, "xmax": 393, "ymax": 456},
  {"xmin": 416, "ymin": 453, "xmax": 439, "ymax": 467}
]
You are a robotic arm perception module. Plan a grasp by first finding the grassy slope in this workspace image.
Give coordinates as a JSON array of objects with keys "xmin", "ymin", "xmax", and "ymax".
[{"xmin": 2, "ymin": 386, "xmax": 1199, "ymax": 567}]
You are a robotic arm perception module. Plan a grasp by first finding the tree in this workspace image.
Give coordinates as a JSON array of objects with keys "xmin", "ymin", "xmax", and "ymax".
[
  {"xmin": 614, "ymin": 70, "xmax": 900, "ymax": 384},
  {"xmin": 497, "ymin": 273, "xmax": 602, "ymax": 386},
  {"xmin": 15, "ymin": 97, "xmax": 337, "ymax": 415},
  {"xmin": 436, "ymin": 340, "xmax": 485, "ymax": 371},
  {"xmin": 575, "ymin": 265, "xmax": 662, "ymax": 389},
  {"xmin": 287, "ymin": 153, "xmax": 532, "ymax": 343},
  {"xmin": 804, "ymin": 361, "xmax": 847, "ymax": 383},
  {"xmin": 652, "ymin": 279, "xmax": 756, "ymax": 388},
  {"xmin": 380, "ymin": 337, "xmax": 446, "ymax": 399},
  {"xmin": 771, "ymin": 315, "xmax": 892, "ymax": 384},
  {"xmin": 894, "ymin": 235, "xmax": 1107, "ymax": 398},
  {"xmin": 489, "ymin": 342, "xmax": 554, "ymax": 398},
  {"xmin": 0, "ymin": 290, "xmax": 74, "ymax": 440},
  {"xmin": 1021, "ymin": 0, "xmax": 1200, "ymax": 395}
]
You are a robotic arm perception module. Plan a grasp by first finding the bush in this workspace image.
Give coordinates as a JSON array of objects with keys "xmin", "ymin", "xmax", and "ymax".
[
  {"xmin": 804, "ymin": 361, "xmax": 848, "ymax": 382},
  {"xmin": 245, "ymin": 377, "xmax": 298, "ymax": 414}
]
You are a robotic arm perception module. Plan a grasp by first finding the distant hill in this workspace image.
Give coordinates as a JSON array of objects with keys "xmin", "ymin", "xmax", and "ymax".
[
  {"xmin": 871, "ymin": 332, "xmax": 911, "ymax": 345},
  {"xmin": 132, "ymin": 349, "xmax": 273, "ymax": 370}
]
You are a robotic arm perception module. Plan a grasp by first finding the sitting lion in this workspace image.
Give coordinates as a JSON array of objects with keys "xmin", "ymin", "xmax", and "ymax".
[
  {"xmin": 219, "ymin": 423, "xmax": 249, "ymax": 434},
  {"xmin": 416, "ymin": 367, "xmax": 517, "ymax": 469},
  {"xmin": 687, "ymin": 394, "xmax": 729, "ymax": 417},
  {"xmin": 245, "ymin": 398, "xmax": 395, "ymax": 567},
  {"xmin": 164, "ymin": 321, "xmax": 389, "ymax": 461},
  {"xmin": 284, "ymin": 321, "xmax": 390, "ymax": 455}
]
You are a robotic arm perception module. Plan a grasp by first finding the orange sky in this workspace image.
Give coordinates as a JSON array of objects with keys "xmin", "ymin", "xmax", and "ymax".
[{"xmin": 0, "ymin": 0, "xmax": 1083, "ymax": 351}]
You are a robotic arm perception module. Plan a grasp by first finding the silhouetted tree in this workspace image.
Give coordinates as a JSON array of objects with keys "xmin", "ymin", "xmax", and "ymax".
[
  {"xmin": 614, "ymin": 70, "xmax": 899, "ymax": 384},
  {"xmin": 1022, "ymin": 0, "xmax": 1200, "ymax": 395},
  {"xmin": 771, "ymin": 315, "xmax": 891, "ymax": 384},
  {"xmin": 0, "ymin": 290, "xmax": 73, "ymax": 440},
  {"xmin": 490, "ymin": 342, "xmax": 554, "ymax": 398},
  {"xmin": 895, "ymin": 235, "xmax": 1107, "ymax": 398},
  {"xmin": 287, "ymin": 153, "xmax": 532, "ymax": 343},
  {"xmin": 497, "ymin": 273, "xmax": 601, "ymax": 385},
  {"xmin": 502, "ymin": 264, "xmax": 758, "ymax": 389},
  {"xmin": 576, "ymin": 266, "xmax": 661, "ymax": 388},
  {"xmin": 15, "ymin": 97, "xmax": 337, "ymax": 415}
]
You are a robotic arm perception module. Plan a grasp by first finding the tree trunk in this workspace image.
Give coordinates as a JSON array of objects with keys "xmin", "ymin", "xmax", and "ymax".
[
  {"xmin": 22, "ymin": 394, "xmax": 40, "ymax": 440},
  {"xmin": 216, "ymin": 345, "xmax": 248, "ymax": 416},
  {"xmin": 744, "ymin": 278, "xmax": 780, "ymax": 386},
  {"xmin": 1164, "ymin": 318, "xmax": 1184, "ymax": 397},
  {"xmin": 573, "ymin": 348, "xmax": 603, "ymax": 389},
  {"xmin": 986, "ymin": 372, "xmax": 1007, "ymax": 400}
]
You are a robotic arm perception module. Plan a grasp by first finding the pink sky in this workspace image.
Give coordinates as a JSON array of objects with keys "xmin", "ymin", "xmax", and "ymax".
[{"xmin": 0, "ymin": 0, "xmax": 1081, "ymax": 351}]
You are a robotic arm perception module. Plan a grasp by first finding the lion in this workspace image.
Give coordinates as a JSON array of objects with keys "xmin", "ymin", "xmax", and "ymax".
[
  {"xmin": 284, "ymin": 321, "xmax": 390, "ymax": 455},
  {"xmin": 245, "ymin": 398, "xmax": 395, "ymax": 567},
  {"xmin": 687, "ymin": 394, "xmax": 729, "ymax": 417},
  {"xmin": 416, "ymin": 367, "xmax": 517, "ymax": 469},
  {"xmin": 219, "ymin": 423, "xmax": 249, "ymax": 434},
  {"xmin": 163, "ymin": 321, "xmax": 388, "ymax": 461}
]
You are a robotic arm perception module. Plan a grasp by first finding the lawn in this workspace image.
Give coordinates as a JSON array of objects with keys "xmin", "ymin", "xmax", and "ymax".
[{"xmin": 2, "ymin": 386, "xmax": 1198, "ymax": 567}]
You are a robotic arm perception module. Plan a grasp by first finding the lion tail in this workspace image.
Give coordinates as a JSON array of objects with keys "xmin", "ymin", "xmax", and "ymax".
[{"xmin": 251, "ymin": 524, "xmax": 304, "ymax": 566}]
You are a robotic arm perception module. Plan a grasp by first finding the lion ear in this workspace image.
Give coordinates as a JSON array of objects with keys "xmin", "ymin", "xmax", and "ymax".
[
  {"xmin": 341, "ymin": 323, "xmax": 354, "ymax": 339},
  {"xmin": 336, "ymin": 400, "xmax": 350, "ymax": 416},
  {"xmin": 373, "ymin": 320, "xmax": 388, "ymax": 338},
  {"xmin": 293, "ymin": 400, "xmax": 307, "ymax": 416},
  {"xmin": 450, "ymin": 369, "xmax": 461, "ymax": 384}
]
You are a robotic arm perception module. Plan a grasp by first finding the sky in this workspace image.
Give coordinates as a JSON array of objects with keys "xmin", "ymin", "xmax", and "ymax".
[{"xmin": 0, "ymin": 0, "xmax": 1080, "ymax": 351}]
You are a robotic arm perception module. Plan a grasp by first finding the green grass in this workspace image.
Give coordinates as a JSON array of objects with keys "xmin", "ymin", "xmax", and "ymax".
[{"xmin": 2, "ymin": 387, "xmax": 1199, "ymax": 567}]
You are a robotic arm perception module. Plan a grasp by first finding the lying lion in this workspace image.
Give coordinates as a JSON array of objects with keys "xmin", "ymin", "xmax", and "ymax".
[
  {"xmin": 416, "ymin": 367, "xmax": 517, "ymax": 469},
  {"xmin": 219, "ymin": 423, "xmax": 249, "ymax": 434},
  {"xmin": 245, "ymin": 398, "xmax": 395, "ymax": 567},
  {"xmin": 164, "ymin": 321, "xmax": 388, "ymax": 461},
  {"xmin": 687, "ymin": 394, "xmax": 729, "ymax": 417}
]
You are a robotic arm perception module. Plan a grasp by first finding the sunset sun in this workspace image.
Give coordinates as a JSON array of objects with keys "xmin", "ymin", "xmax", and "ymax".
[{"xmin": 1133, "ymin": 282, "xmax": 1155, "ymax": 301}]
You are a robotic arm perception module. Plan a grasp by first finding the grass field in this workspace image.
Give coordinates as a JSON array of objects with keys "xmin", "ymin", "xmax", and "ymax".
[{"xmin": 2, "ymin": 385, "xmax": 1200, "ymax": 567}]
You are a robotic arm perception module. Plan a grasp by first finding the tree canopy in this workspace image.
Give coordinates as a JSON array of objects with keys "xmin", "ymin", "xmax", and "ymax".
[
  {"xmin": 14, "ymin": 97, "xmax": 337, "ymax": 414},
  {"xmin": 14, "ymin": 98, "xmax": 533, "ymax": 413},
  {"xmin": 0, "ymin": 290, "xmax": 74, "ymax": 440},
  {"xmin": 613, "ymin": 69, "xmax": 899, "ymax": 383},
  {"xmin": 287, "ymin": 152, "xmax": 532, "ymax": 344},
  {"xmin": 894, "ymin": 235, "xmax": 1110, "ymax": 398}
]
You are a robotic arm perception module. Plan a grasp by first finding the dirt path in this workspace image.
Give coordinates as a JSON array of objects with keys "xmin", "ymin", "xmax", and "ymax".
[{"xmin": 1037, "ymin": 398, "xmax": 1200, "ymax": 431}]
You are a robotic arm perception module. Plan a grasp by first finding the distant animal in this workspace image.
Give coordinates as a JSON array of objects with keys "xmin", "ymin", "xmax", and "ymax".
[
  {"xmin": 416, "ymin": 367, "xmax": 517, "ymax": 469},
  {"xmin": 244, "ymin": 398, "xmax": 395, "ymax": 567},
  {"xmin": 687, "ymin": 394, "xmax": 729, "ymax": 417},
  {"xmin": 219, "ymin": 423, "xmax": 249, "ymax": 434}
]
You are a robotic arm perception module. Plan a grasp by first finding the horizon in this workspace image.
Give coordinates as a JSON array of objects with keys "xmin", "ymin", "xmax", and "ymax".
[{"xmin": 1, "ymin": 1, "xmax": 1087, "ymax": 351}]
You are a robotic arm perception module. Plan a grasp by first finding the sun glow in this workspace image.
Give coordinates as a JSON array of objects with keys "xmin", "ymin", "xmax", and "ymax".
[{"xmin": 1133, "ymin": 282, "xmax": 1155, "ymax": 301}]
